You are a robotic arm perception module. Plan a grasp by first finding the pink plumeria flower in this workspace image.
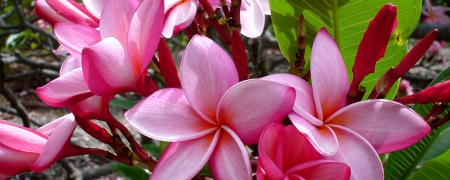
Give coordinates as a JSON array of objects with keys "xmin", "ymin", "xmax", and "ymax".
[
  {"xmin": 262, "ymin": 28, "xmax": 430, "ymax": 180},
  {"xmin": 257, "ymin": 124, "xmax": 351, "ymax": 180},
  {"xmin": 0, "ymin": 115, "xmax": 77, "ymax": 178},
  {"xmin": 239, "ymin": 0, "xmax": 269, "ymax": 38},
  {"xmin": 37, "ymin": 54, "xmax": 115, "ymax": 119},
  {"xmin": 163, "ymin": 0, "xmax": 198, "ymax": 38},
  {"xmin": 53, "ymin": 0, "xmax": 163, "ymax": 97},
  {"xmin": 422, "ymin": 0, "xmax": 450, "ymax": 24},
  {"xmin": 125, "ymin": 35, "xmax": 295, "ymax": 179},
  {"xmin": 34, "ymin": 0, "xmax": 100, "ymax": 27}
]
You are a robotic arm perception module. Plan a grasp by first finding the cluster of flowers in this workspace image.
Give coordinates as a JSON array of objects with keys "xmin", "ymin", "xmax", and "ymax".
[{"xmin": 1, "ymin": 0, "xmax": 448, "ymax": 179}]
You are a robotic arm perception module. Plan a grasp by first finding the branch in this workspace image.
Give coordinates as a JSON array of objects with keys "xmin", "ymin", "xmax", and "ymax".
[
  {"xmin": 13, "ymin": 51, "xmax": 61, "ymax": 71},
  {"xmin": 0, "ymin": 87, "xmax": 30, "ymax": 127}
]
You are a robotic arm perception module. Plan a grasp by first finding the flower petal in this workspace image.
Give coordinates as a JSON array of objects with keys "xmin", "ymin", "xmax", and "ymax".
[
  {"xmin": 100, "ymin": 0, "xmax": 138, "ymax": 46},
  {"xmin": 0, "ymin": 143, "xmax": 39, "ymax": 176},
  {"xmin": 45, "ymin": 0, "xmax": 99, "ymax": 27},
  {"xmin": 181, "ymin": 35, "xmax": 239, "ymax": 122},
  {"xmin": 327, "ymin": 100, "xmax": 430, "ymax": 154},
  {"xmin": 257, "ymin": 124, "xmax": 285, "ymax": 180},
  {"xmin": 54, "ymin": 23, "xmax": 101, "ymax": 60},
  {"xmin": 30, "ymin": 114, "xmax": 77, "ymax": 172},
  {"xmin": 326, "ymin": 125, "xmax": 383, "ymax": 180},
  {"xmin": 262, "ymin": 74, "xmax": 321, "ymax": 126},
  {"xmin": 37, "ymin": 67, "xmax": 93, "ymax": 107},
  {"xmin": 282, "ymin": 125, "xmax": 321, "ymax": 172},
  {"xmin": 150, "ymin": 131, "xmax": 220, "ymax": 180},
  {"xmin": 311, "ymin": 28, "xmax": 348, "ymax": 120},
  {"xmin": 285, "ymin": 160, "xmax": 351, "ymax": 180},
  {"xmin": 127, "ymin": 0, "xmax": 164, "ymax": 73},
  {"xmin": 209, "ymin": 126, "xmax": 252, "ymax": 180},
  {"xmin": 35, "ymin": 0, "xmax": 72, "ymax": 25},
  {"xmin": 289, "ymin": 112, "xmax": 338, "ymax": 155},
  {"xmin": 125, "ymin": 88, "xmax": 217, "ymax": 141},
  {"xmin": 60, "ymin": 56, "xmax": 80, "ymax": 75},
  {"xmin": 83, "ymin": 0, "xmax": 109, "ymax": 18},
  {"xmin": 69, "ymin": 95, "xmax": 114, "ymax": 120},
  {"xmin": 162, "ymin": 0, "xmax": 197, "ymax": 38},
  {"xmin": 0, "ymin": 120, "xmax": 47, "ymax": 153},
  {"xmin": 218, "ymin": 79, "xmax": 295, "ymax": 144},
  {"xmin": 82, "ymin": 37, "xmax": 137, "ymax": 96},
  {"xmin": 240, "ymin": 0, "xmax": 265, "ymax": 38}
]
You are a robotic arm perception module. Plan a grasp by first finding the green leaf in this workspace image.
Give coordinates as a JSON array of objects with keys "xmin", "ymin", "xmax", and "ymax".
[
  {"xmin": 409, "ymin": 148, "xmax": 450, "ymax": 180},
  {"xmin": 143, "ymin": 143, "xmax": 162, "ymax": 159},
  {"xmin": 420, "ymin": 126, "xmax": 450, "ymax": 164},
  {"xmin": 109, "ymin": 98, "xmax": 137, "ymax": 110},
  {"xmin": 383, "ymin": 67, "xmax": 450, "ymax": 179},
  {"xmin": 269, "ymin": 0, "xmax": 421, "ymax": 94},
  {"xmin": 110, "ymin": 163, "xmax": 150, "ymax": 180}
]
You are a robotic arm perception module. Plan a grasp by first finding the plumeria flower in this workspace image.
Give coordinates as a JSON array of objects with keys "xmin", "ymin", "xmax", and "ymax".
[
  {"xmin": 34, "ymin": 0, "xmax": 100, "ymax": 27},
  {"xmin": 0, "ymin": 115, "xmax": 78, "ymax": 178},
  {"xmin": 395, "ymin": 80, "xmax": 450, "ymax": 104},
  {"xmin": 53, "ymin": 0, "xmax": 163, "ymax": 97},
  {"xmin": 163, "ymin": 0, "xmax": 198, "ymax": 38},
  {"xmin": 125, "ymin": 35, "xmax": 295, "ymax": 179},
  {"xmin": 262, "ymin": 28, "xmax": 430, "ymax": 180},
  {"xmin": 257, "ymin": 124, "xmax": 351, "ymax": 180},
  {"xmin": 422, "ymin": 0, "xmax": 450, "ymax": 24}
]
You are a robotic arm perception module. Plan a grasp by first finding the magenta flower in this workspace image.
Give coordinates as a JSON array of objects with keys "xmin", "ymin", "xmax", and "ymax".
[
  {"xmin": 125, "ymin": 35, "xmax": 295, "ymax": 179},
  {"xmin": 34, "ymin": 0, "xmax": 99, "ymax": 27},
  {"xmin": 52, "ymin": 0, "xmax": 163, "ymax": 97},
  {"xmin": 257, "ymin": 124, "xmax": 350, "ymax": 180},
  {"xmin": 163, "ymin": 0, "xmax": 198, "ymax": 38},
  {"xmin": 0, "ymin": 115, "xmax": 77, "ymax": 178},
  {"xmin": 422, "ymin": 0, "xmax": 450, "ymax": 24},
  {"xmin": 262, "ymin": 28, "xmax": 430, "ymax": 180}
]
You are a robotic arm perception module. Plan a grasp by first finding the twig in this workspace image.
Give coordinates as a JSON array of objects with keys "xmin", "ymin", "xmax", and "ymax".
[
  {"xmin": 0, "ymin": 87, "xmax": 30, "ymax": 127},
  {"xmin": 0, "ymin": 105, "xmax": 42, "ymax": 126},
  {"xmin": 14, "ymin": 51, "xmax": 61, "ymax": 71}
]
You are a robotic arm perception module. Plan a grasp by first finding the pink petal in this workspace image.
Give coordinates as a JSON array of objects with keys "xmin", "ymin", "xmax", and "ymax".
[
  {"xmin": 68, "ymin": 95, "xmax": 114, "ymax": 120},
  {"xmin": 54, "ymin": 23, "xmax": 101, "ymax": 60},
  {"xmin": 150, "ymin": 131, "xmax": 220, "ymax": 180},
  {"xmin": 326, "ymin": 125, "xmax": 383, "ymax": 180},
  {"xmin": 218, "ymin": 79, "xmax": 295, "ymax": 144},
  {"xmin": 285, "ymin": 160, "xmax": 351, "ymax": 180},
  {"xmin": 311, "ymin": 28, "xmax": 348, "ymax": 120},
  {"xmin": 125, "ymin": 88, "xmax": 217, "ymax": 141},
  {"xmin": 209, "ymin": 126, "xmax": 252, "ymax": 180},
  {"xmin": 127, "ymin": 0, "xmax": 164, "ymax": 73},
  {"xmin": 0, "ymin": 172, "xmax": 10, "ymax": 179},
  {"xmin": 262, "ymin": 74, "xmax": 321, "ymax": 126},
  {"xmin": 34, "ymin": 0, "xmax": 72, "ymax": 25},
  {"xmin": 82, "ymin": 37, "xmax": 138, "ymax": 96},
  {"xmin": 240, "ymin": 0, "xmax": 265, "ymax": 38},
  {"xmin": 257, "ymin": 124, "xmax": 285, "ymax": 179},
  {"xmin": 0, "ymin": 143, "xmax": 39, "ymax": 176},
  {"xmin": 30, "ymin": 115, "xmax": 77, "ymax": 172},
  {"xmin": 83, "ymin": 0, "xmax": 109, "ymax": 18},
  {"xmin": 59, "ymin": 56, "xmax": 80, "ymax": 75},
  {"xmin": 289, "ymin": 112, "xmax": 338, "ymax": 155},
  {"xmin": 259, "ymin": 0, "xmax": 270, "ymax": 15},
  {"xmin": 282, "ymin": 125, "xmax": 321, "ymax": 172},
  {"xmin": 37, "ymin": 116, "xmax": 67, "ymax": 136},
  {"xmin": 162, "ymin": 0, "xmax": 198, "ymax": 38},
  {"xmin": 181, "ymin": 35, "xmax": 239, "ymax": 122},
  {"xmin": 37, "ymin": 68, "xmax": 93, "ymax": 107},
  {"xmin": 46, "ymin": 0, "xmax": 99, "ymax": 27},
  {"xmin": 326, "ymin": 100, "xmax": 430, "ymax": 154},
  {"xmin": 100, "ymin": 0, "xmax": 139, "ymax": 46},
  {"xmin": 0, "ymin": 120, "xmax": 47, "ymax": 153}
]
